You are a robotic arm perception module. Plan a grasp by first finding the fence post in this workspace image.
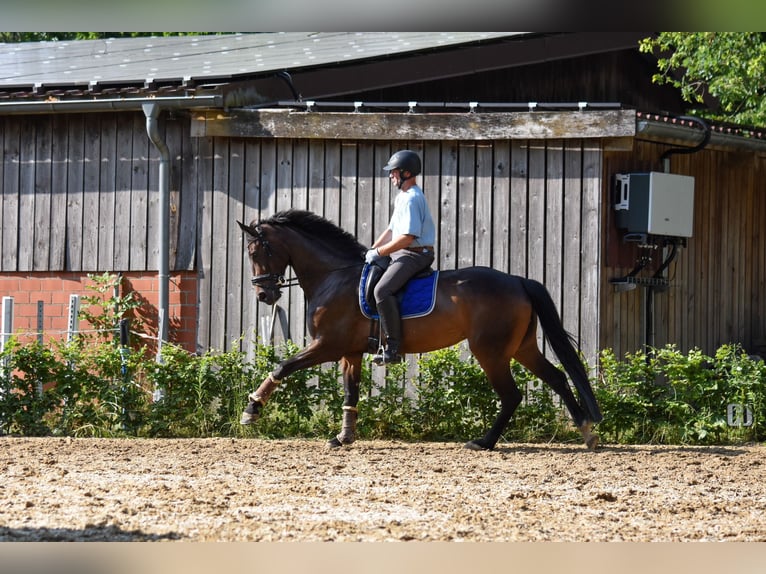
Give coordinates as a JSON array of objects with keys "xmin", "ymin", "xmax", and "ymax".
[
  {"xmin": 36, "ymin": 300, "xmax": 44, "ymax": 397},
  {"xmin": 67, "ymin": 295, "xmax": 80, "ymax": 343},
  {"xmin": 1, "ymin": 296, "xmax": 13, "ymax": 379}
]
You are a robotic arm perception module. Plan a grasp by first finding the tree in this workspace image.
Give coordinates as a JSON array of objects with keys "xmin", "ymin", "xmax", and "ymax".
[{"xmin": 640, "ymin": 32, "xmax": 766, "ymax": 127}]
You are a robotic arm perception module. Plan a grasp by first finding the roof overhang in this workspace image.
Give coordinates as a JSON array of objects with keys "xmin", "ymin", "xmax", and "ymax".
[{"xmin": 190, "ymin": 107, "xmax": 636, "ymax": 140}]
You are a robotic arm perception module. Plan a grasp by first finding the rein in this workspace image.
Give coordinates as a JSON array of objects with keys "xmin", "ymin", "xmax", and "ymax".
[
  {"xmin": 250, "ymin": 273, "xmax": 300, "ymax": 288},
  {"xmin": 251, "ymin": 265, "xmax": 361, "ymax": 289},
  {"xmin": 247, "ymin": 225, "xmax": 361, "ymax": 289}
]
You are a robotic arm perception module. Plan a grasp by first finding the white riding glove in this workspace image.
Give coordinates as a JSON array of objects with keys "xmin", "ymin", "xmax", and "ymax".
[{"xmin": 365, "ymin": 248, "xmax": 381, "ymax": 264}]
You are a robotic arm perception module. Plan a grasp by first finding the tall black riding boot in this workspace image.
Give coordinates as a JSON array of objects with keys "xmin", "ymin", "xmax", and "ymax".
[{"xmin": 372, "ymin": 296, "xmax": 403, "ymax": 365}]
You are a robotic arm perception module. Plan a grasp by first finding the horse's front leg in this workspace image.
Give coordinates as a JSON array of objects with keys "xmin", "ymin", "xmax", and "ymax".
[
  {"xmin": 327, "ymin": 354, "xmax": 363, "ymax": 448},
  {"xmin": 240, "ymin": 340, "xmax": 334, "ymax": 425}
]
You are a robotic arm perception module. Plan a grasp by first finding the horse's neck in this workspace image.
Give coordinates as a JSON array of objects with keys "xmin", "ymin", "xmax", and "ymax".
[{"xmin": 287, "ymin": 235, "xmax": 356, "ymax": 296}]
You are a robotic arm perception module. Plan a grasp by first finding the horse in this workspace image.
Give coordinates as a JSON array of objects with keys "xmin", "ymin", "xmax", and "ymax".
[{"xmin": 237, "ymin": 209, "xmax": 602, "ymax": 451}]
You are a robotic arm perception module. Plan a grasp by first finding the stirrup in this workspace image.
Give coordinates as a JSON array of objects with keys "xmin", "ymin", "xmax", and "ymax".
[{"xmin": 372, "ymin": 347, "xmax": 403, "ymax": 365}]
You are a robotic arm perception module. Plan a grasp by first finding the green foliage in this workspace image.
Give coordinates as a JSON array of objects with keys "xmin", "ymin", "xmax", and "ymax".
[
  {"xmin": 412, "ymin": 346, "xmax": 497, "ymax": 440},
  {"xmin": 78, "ymin": 272, "xmax": 145, "ymax": 345},
  {"xmin": 3, "ymin": 312, "xmax": 766, "ymax": 447},
  {"xmin": 596, "ymin": 344, "xmax": 766, "ymax": 444},
  {"xmin": 640, "ymin": 32, "xmax": 766, "ymax": 126}
]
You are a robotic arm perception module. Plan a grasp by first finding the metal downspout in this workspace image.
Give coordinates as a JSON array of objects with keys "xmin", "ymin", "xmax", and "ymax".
[{"xmin": 142, "ymin": 103, "xmax": 170, "ymax": 362}]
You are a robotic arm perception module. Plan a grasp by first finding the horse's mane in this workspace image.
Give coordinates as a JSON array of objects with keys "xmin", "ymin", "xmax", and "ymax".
[{"xmin": 260, "ymin": 209, "xmax": 366, "ymax": 258}]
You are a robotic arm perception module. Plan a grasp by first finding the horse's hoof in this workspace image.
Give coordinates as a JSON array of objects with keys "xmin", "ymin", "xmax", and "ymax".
[
  {"xmin": 585, "ymin": 433, "xmax": 600, "ymax": 451},
  {"xmin": 464, "ymin": 440, "xmax": 490, "ymax": 451},
  {"xmin": 240, "ymin": 400, "xmax": 261, "ymax": 425},
  {"xmin": 327, "ymin": 437, "xmax": 343, "ymax": 448}
]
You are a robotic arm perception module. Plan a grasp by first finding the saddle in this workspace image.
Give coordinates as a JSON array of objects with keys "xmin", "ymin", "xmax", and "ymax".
[{"xmin": 358, "ymin": 262, "xmax": 439, "ymax": 320}]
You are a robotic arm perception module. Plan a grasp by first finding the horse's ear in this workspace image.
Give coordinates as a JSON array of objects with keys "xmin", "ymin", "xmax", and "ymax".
[{"xmin": 238, "ymin": 220, "xmax": 257, "ymax": 237}]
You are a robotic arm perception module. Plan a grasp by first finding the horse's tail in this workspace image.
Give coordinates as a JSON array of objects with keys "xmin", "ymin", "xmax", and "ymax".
[{"xmin": 520, "ymin": 277, "xmax": 603, "ymax": 423}]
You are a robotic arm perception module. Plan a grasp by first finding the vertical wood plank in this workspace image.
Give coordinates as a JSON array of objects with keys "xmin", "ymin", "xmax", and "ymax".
[
  {"xmin": 323, "ymin": 141, "xmax": 341, "ymax": 225},
  {"xmin": 48, "ymin": 116, "xmax": 68, "ymax": 271},
  {"xmin": 580, "ymin": 140, "xmax": 602, "ymax": 364},
  {"xmin": 210, "ymin": 138, "xmax": 230, "ymax": 351},
  {"xmin": 372, "ymin": 142, "xmax": 393, "ymax": 247},
  {"xmin": 33, "ymin": 117, "xmax": 53, "ymax": 272},
  {"xmin": 175, "ymin": 118, "xmax": 198, "ymax": 271},
  {"xmin": 226, "ymin": 138, "xmax": 246, "ymax": 351},
  {"xmin": 491, "ymin": 140, "xmax": 510, "ymax": 273},
  {"xmin": 562, "ymin": 140, "xmax": 583, "ymax": 341},
  {"xmin": 457, "ymin": 143, "xmax": 476, "ymax": 268},
  {"xmin": 2, "ymin": 119, "xmax": 20, "ymax": 271},
  {"xmin": 421, "ymin": 141, "xmax": 441, "ymax": 257},
  {"xmin": 195, "ymin": 135, "xmax": 215, "ymax": 352},
  {"xmin": 527, "ymin": 142, "xmax": 546, "ymax": 285},
  {"xmin": 545, "ymin": 140, "xmax": 564, "ymax": 319},
  {"xmin": 308, "ymin": 140, "xmax": 326, "ymax": 217},
  {"xmin": 17, "ymin": 118, "xmax": 37, "ymax": 272},
  {"xmin": 356, "ymin": 141, "xmax": 375, "ymax": 248},
  {"xmin": 165, "ymin": 115, "xmax": 184, "ymax": 271},
  {"xmin": 474, "ymin": 144, "xmax": 493, "ymax": 268},
  {"xmin": 81, "ymin": 116, "xmax": 101, "ymax": 272},
  {"xmin": 340, "ymin": 141, "xmax": 358, "ymax": 238},
  {"xmin": 129, "ymin": 115, "xmax": 149, "ymax": 271},
  {"xmin": 97, "ymin": 115, "xmax": 117, "ymax": 271},
  {"xmin": 65, "ymin": 115, "xmax": 85, "ymax": 271},
  {"xmin": 112, "ymin": 114, "xmax": 134, "ymax": 271},
  {"xmin": 509, "ymin": 140, "xmax": 528, "ymax": 276},
  {"xmin": 242, "ymin": 139, "xmax": 262, "ymax": 358},
  {"xmin": 145, "ymin": 117, "xmax": 160, "ymax": 273},
  {"xmin": 438, "ymin": 142, "xmax": 458, "ymax": 270},
  {"xmin": 256, "ymin": 140, "xmax": 278, "ymax": 345},
  {"xmin": 291, "ymin": 139, "xmax": 310, "ymax": 344}
]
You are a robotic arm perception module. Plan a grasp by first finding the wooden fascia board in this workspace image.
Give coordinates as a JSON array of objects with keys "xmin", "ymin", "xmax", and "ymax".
[{"xmin": 190, "ymin": 108, "xmax": 636, "ymax": 140}]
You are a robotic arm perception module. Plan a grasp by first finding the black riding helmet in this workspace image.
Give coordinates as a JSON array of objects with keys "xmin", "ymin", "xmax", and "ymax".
[{"xmin": 383, "ymin": 150, "xmax": 421, "ymax": 180}]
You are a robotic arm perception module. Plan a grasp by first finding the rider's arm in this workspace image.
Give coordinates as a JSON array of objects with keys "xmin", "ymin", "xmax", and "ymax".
[{"xmin": 375, "ymin": 233, "xmax": 415, "ymax": 257}]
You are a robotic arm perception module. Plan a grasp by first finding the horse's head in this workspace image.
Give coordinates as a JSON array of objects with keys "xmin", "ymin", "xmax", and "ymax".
[{"xmin": 238, "ymin": 220, "xmax": 289, "ymax": 305}]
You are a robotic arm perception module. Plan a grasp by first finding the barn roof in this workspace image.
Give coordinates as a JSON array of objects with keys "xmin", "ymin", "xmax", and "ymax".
[
  {"xmin": 1, "ymin": 32, "xmax": 765, "ymax": 152},
  {"xmin": 0, "ymin": 32, "xmax": 518, "ymax": 91},
  {"xmin": 0, "ymin": 32, "xmax": 647, "ymax": 107}
]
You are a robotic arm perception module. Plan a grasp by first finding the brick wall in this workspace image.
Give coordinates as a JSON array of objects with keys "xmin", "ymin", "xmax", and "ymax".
[{"xmin": 0, "ymin": 271, "xmax": 197, "ymax": 353}]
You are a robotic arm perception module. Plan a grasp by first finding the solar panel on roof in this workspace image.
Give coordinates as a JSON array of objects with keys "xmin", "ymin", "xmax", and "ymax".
[{"xmin": 0, "ymin": 32, "xmax": 518, "ymax": 90}]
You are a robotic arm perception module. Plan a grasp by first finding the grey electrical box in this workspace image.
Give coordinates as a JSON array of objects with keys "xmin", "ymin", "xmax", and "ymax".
[{"xmin": 614, "ymin": 172, "xmax": 695, "ymax": 238}]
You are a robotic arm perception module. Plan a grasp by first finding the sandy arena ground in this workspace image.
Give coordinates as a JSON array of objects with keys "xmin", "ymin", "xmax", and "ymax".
[{"xmin": 1, "ymin": 437, "xmax": 765, "ymax": 542}]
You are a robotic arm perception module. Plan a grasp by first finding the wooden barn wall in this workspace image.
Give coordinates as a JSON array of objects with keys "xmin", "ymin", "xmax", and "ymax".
[
  {"xmin": 0, "ymin": 112, "xmax": 196, "ymax": 274},
  {"xmin": 199, "ymin": 137, "xmax": 603, "ymax": 365},
  {"xmin": 602, "ymin": 140, "xmax": 766, "ymax": 358},
  {"xmin": 0, "ymin": 112, "xmax": 603, "ymax": 364}
]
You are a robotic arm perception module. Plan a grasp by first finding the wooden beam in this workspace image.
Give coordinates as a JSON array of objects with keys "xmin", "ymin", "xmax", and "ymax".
[{"xmin": 190, "ymin": 109, "xmax": 636, "ymax": 141}]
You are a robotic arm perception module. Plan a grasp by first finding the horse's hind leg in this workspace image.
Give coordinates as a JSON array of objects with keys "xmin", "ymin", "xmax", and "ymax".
[
  {"xmin": 327, "ymin": 353, "xmax": 363, "ymax": 448},
  {"xmin": 515, "ymin": 339, "xmax": 599, "ymax": 451},
  {"xmin": 464, "ymin": 351, "xmax": 523, "ymax": 451}
]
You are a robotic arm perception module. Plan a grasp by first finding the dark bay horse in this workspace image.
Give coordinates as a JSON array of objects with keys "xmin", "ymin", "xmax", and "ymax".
[{"xmin": 238, "ymin": 209, "xmax": 602, "ymax": 451}]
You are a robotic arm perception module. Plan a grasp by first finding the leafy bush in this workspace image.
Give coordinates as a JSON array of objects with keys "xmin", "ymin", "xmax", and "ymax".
[
  {"xmin": 3, "ymin": 293, "xmax": 766, "ymax": 448},
  {"xmin": 595, "ymin": 344, "xmax": 766, "ymax": 444}
]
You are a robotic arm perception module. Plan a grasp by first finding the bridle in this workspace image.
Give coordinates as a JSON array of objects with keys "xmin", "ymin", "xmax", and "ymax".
[
  {"xmin": 246, "ymin": 223, "xmax": 364, "ymax": 295},
  {"xmin": 246, "ymin": 226, "xmax": 299, "ymax": 296}
]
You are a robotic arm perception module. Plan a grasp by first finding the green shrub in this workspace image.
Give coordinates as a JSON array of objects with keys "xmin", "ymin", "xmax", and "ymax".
[
  {"xmin": 595, "ymin": 343, "xmax": 766, "ymax": 445},
  {"xmin": 3, "ymin": 312, "xmax": 766, "ymax": 446}
]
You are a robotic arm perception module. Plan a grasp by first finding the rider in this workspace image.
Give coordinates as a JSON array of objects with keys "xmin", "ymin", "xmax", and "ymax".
[{"xmin": 365, "ymin": 150, "xmax": 436, "ymax": 365}]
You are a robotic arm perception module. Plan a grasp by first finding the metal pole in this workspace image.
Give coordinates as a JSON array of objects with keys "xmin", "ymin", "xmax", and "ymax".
[
  {"xmin": 142, "ymin": 103, "xmax": 171, "ymax": 361},
  {"xmin": 1, "ymin": 296, "xmax": 14, "ymax": 379}
]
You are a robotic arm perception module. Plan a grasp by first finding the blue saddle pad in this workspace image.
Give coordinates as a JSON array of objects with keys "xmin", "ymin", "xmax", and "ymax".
[{"xmin": 359, "ymin": 264, "xmax": 439, "ymax": 320}]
